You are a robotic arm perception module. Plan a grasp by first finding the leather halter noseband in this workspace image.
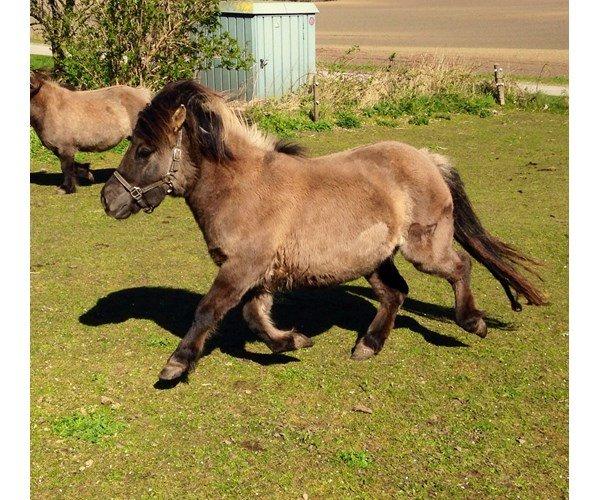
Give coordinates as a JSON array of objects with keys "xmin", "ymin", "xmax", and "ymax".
[{"xmin": 113, "ymin": 129, "xmax": 183, "ymax": 213}]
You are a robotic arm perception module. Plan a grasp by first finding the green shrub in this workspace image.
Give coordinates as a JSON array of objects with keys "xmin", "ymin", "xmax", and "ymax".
[
  {"xmin": 364, "ymin": 93, "xmax": 495, "ymax": 121},
  {"xmin": 334, "ymin": 110, "xmax": 362, "ymax": 129},
  {"xmin": 30, "ymin": 0, "xmax": 251, "ymax": 89}
]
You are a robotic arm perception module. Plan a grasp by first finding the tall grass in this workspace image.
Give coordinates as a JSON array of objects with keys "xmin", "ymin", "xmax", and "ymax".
[{"xmin": 244, "ymin": 52, "xmax": 568, "ymax": 136}]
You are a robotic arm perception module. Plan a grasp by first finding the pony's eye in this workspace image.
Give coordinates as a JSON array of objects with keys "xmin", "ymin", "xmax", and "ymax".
[{"xmin": 136, "ymin": 145, "xmax": 153, "ymax": 159}]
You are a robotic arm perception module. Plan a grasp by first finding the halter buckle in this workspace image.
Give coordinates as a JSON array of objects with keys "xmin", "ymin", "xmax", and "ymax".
[
  {"xmin": 130, "ymin": 186, "xmax": 143, "ymax": 201},
  {"xmin": 172, "ymin": 147, "xmax": 182, "ymax": 161}
]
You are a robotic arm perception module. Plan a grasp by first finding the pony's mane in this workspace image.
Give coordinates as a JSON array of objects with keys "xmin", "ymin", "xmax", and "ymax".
[
  {"xmin": 274, "ymin": 139, "xmax": 306, "ymax": 157},
  {"xmin": 30, "ymin": 70, "xmax": 77, "ymax": 91},
  {"xmin": 135, "ymin": 79, "xmax": 305, "ymax": 163},
  {"xmin": 31, "ymin": 69, "xmax": 52, "ymax": 82}
]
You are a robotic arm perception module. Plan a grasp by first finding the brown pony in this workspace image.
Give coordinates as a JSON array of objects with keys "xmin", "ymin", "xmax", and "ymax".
[
  {"xmin": 30, "ymin": 71, "xmax": 152, "ymax": 193},
  {"xmin": 100, "ymin": 79, "xmax": 547, "ymax": 381}
]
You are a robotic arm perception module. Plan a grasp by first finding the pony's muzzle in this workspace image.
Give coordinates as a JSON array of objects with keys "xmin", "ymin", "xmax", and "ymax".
[{"xmin": 100, "ymin": 175, "xmax": 138, "ymax": 219}]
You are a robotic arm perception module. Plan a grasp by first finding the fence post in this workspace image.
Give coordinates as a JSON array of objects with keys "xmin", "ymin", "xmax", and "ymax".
[
  {"xmin": 310, "ymin": 74, "xmax": 319, "ymax": 122},
  {"xmin": 494, "ymin": 64, "xmax": 505, "ymax": 105}
]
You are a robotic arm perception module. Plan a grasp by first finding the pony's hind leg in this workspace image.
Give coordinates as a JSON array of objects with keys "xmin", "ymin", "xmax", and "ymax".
[
  {"xmin": 450, "ymin": 250, "xmax": 488, "ymax": 337},
  {"xmin": 351, "ymin": 258, "xmax": 409, "ymax": 361},
  {"xmin": 401, "ymin": 219, "xmax": 487, "ymax": 338},
  {"xmin": 243, "ymin": 291, "xmax": 314, "ymax": 353}
]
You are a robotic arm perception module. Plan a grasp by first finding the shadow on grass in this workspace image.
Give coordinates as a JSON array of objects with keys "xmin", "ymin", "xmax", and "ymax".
[
  {"xmin": 79, "ymin": 283, "xmax": 515, "ymax": 347},
  {"xmin": 79, "ymin": 285, "xmax": 514, "ymax": 387},
  {"xmin": 30, "ymin": 167, "xmax": 115, "ymax": 187},
  {"xmin": 342, "ymin": 285, "xmax": 513, "ymax": 331}
]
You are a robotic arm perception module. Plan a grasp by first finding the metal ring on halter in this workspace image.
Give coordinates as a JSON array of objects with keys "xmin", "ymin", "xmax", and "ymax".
[{"xmin": 112, "ymin": 129, "xmax": 183, "ymax": 213}]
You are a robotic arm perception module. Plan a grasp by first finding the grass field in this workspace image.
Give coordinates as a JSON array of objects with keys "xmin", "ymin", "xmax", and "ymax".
[
  {"xmin": 30, "ymin": 110, "xmax": 568, "ymax": 498},
  {"xmin": 30, "ymin": 54, "xmax": 53, "ymax": 71}
]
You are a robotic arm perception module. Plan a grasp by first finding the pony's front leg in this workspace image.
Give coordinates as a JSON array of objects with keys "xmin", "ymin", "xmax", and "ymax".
[
  {"xmin": 158, "ymin": 263, "xmax": 258, "ymax": 381},
  {"xmin": 56, "ymin": 151, "xmax": 78, "ymax": 194}
]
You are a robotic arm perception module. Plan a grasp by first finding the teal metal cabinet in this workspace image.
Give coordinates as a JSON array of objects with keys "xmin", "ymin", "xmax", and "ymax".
[{"xmin": 198, "ymin": 1, "xmax": 319, "ymax": 100}]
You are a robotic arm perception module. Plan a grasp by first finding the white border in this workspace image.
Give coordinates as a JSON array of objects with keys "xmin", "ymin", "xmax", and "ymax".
[
  {"xmin": 5, "ymin": 1, "xmax": 594, "ymax": 497},
  {"xmin": 1, "ymin": 0, "xmax": 30, "ymax": 497},
  {"xmin": 570, "ymin": 2, "xmax": 600, "ymax": 498}
]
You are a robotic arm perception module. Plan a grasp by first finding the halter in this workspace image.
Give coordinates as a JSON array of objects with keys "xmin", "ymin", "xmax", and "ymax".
[{"xmin": 113, "ymin": 129, "xmax": 183, "ymax": 213}]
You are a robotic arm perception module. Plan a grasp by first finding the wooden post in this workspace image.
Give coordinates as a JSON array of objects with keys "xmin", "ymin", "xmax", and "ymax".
[
  {"xmin": 494, "ymin": 64, "xmax": 505, "ymax": 106},
  {"xmin": 310, "ymin": 74, "xmax": 319, "ymax": 122}
]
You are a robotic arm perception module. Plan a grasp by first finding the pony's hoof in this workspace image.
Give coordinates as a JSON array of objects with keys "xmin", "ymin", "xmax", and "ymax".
[
  {"xmin": 85, "ymin": 171, "xmax": 95, "ymax": 182},
  {"xmin": 474, "ymin": 319, "xmax": 488, "ymax": 338},
  {"xmin": 56, "ymin": 185, "xmax": 75, "ymax": 195},
  {"xmin": 461, "ymin": 314, "xmax": 488, "ymax": 338},
  {"xmin": 270, "ymin": 333, "xmax": 314, "ymax": 353},
  {"xmin": 158, "ymin": 357, "xmax": 188, "ymax": 381},
  {"xmin": 292, "ymin": 333, "xmax": 314, "ymax": 350},
  {"xmin": 351, "ymin": 339, "xmax": 377, "ymax": 361}
]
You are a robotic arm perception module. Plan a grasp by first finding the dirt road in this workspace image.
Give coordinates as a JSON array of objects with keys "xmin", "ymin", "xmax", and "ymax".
[{"xmin": 316, "ymin": 0, "xmax": 568, "ymax": 76}]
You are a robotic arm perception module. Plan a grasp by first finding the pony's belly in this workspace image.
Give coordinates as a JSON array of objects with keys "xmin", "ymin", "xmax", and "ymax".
[
  {"xmin": 269, "ymin": 222, "xmax": 400, "ymax": 290},
  {"xmin": 74, "ymin": 109, "xmax": 131, "ymax": 152}
]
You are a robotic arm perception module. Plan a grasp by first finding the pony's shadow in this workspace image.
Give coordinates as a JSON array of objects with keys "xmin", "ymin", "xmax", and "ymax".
[
  {"xmin": 80, "ymin": 286, "xmax": 514, "ymax": 381},
  {"xmin": 30, "ymin": 167, "xmax": 115, "ymax": 186}
]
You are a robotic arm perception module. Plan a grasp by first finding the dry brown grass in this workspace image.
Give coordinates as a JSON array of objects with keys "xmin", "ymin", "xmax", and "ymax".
[{"xmin": 244, "ymin": 54, "xmax": 489, "ymax": 116}]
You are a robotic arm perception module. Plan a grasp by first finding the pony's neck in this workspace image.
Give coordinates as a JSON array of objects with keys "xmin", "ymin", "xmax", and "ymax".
[
  {"xmin": 180, "ymin": 96, "xmax": 276, "ymax": 219},
  {"xmin": 183, "ymin": 141, "xmax": 267, "ymax": 232}
]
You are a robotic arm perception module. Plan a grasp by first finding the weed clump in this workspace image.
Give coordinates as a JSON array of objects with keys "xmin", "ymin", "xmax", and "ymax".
[
  {"xmin": 52, "ymin": 407, "xmax": 124, "ymax": 443},
  {"xmin": 337, "ymin": 450, "xmax": 373, "ymax": 468}
]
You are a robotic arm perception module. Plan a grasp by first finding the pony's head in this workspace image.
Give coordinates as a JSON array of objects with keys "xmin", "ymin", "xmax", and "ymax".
[
  {"xmin": 30, "ymin": 70, "xmax": 48, "ymax": 99},
  {"xmin": 101, "ymin": 79, "xmax": 235, "ymax": 219}
]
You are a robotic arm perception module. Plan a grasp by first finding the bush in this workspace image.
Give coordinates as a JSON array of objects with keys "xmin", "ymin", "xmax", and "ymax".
[
  {"xmin": 30, "ymin": 0, "xmax": 251, "ymax": 89},
  {"xmin": 334, "ymin": 110, "xmax": 362, "ymax": 128}
]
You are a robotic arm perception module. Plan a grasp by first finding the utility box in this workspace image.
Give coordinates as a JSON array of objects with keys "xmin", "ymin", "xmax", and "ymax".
[{"xmin": 198, "ymin": 1, "xmax": 318, "ymax": 100}]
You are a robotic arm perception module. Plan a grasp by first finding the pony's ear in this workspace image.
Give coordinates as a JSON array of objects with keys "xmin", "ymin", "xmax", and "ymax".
[
  {"xmin": 30, "ymin": 72, "xmax": 42, "ymax": 97},
  {"xmin": 170, "ymin": 105, "xmax": 186, "ymax": 132}
]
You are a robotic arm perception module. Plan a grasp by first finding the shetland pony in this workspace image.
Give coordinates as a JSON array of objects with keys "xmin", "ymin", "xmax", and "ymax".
[{"xmin": 100, "ymin": 80, "xmax": 546, "ymax": 381}]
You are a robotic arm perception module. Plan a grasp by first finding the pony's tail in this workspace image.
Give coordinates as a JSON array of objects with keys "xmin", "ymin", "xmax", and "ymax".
[{"xmin": 428, "ymin": 151, "xmax": 548, "ymax": 311}]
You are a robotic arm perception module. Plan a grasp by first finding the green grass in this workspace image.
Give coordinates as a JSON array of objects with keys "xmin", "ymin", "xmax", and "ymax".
[
  {"xmin": 323, "ymin": 62, "xmax": 569, "ymax": 86},
  {"xmin": 30, "ymin": 54, "xmax": 53, "ymax": 71},
  {"xmin": 507, "ymin": 92, "xmax": 569, "ymax": 114},
  {"xmin": 30, "ymin": 110, "xmax": 567, "ymax": 498},
  {"xmin": 512, "ymin": 74, "xmax": 569, "ymax": 85},
  {"xmin": 247, "ymin": 109, "xmax": 334, "ymax": 138},
  {"xmin": 364, "ymin": 94, "xmax": 496, "ymax": 120},
  {"xmin": 52, "ymin": 408, "xmax": 124, "ymax": 444}
]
